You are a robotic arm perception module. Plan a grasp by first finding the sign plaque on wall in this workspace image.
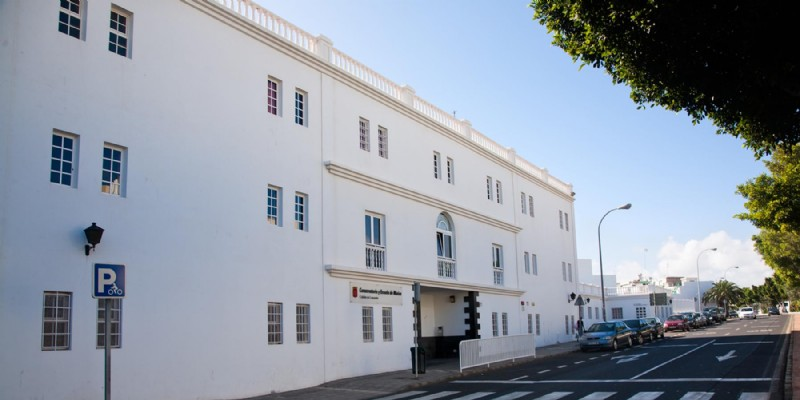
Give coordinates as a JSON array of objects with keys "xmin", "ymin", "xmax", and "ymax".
[{"xmin": 349, "ymin": 281, "xmax": 403, "ymax": 305}]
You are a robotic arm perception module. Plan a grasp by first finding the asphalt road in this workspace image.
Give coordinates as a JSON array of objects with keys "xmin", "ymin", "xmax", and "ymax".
[{"xmin": 372, "ymin": 315, "xmax": 789, "ymax": 400}]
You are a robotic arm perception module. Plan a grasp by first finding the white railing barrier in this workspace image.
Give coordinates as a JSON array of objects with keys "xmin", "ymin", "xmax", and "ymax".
[
  {"xmin": 207, "ymin": 0, "xmax": 574, "ymax": 197},
  {"xmin": 459, "ymin": 334, "xmax": 536, "ymax": 372}
]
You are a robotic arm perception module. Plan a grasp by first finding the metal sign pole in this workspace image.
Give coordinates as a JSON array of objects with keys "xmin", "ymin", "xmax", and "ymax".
[{"xmin": 104, "ymin": 299, "xmax": 111, "ymax": 400}]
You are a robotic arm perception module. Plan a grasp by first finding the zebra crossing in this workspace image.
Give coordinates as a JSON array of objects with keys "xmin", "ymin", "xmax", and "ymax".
[{"xmin": 371, "ymin": 390, "xmax": 770, "ymax": 400}]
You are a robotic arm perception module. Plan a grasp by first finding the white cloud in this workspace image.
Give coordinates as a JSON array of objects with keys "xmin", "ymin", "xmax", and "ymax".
[{"xmin": 608, "ymin": 231, "xmax": 773, "ymax": 288}]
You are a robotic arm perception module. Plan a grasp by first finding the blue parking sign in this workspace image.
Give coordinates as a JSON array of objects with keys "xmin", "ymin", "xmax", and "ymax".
[{"xmin": 93, "ymin": 264, "xmax": 125, "ymax": 299}]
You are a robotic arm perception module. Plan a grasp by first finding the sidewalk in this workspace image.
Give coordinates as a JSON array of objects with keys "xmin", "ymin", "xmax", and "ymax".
[
  {"xmin": 242, "ymin": 341, "xmax": 580, "ymax": 400},
  {"xmin": 245, "ymin": 315, "xmax": 800, "ymax": 400}
]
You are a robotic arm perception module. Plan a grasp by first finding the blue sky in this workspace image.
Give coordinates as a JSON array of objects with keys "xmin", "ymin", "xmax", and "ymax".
[{"xmin": 254, "ymin": 0, "xmax": 772, "ymax": 288}]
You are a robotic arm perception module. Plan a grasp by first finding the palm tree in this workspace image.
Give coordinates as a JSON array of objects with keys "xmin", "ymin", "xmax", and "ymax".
[{"xmin": 702, "ymin": 280, "xmax": 743, "ymax": 316}]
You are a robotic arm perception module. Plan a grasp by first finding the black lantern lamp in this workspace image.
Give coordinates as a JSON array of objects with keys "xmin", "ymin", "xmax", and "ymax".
[
  {"xmin": 84, "ymin": 223, "xmax": 104, "ymax": 256},
  {"xmin": 568, "ymin": 292, "xmax": 576, "ymax": 303}
]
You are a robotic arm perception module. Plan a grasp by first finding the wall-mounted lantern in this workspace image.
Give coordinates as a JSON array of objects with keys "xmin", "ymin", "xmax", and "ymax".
[{"xmin": 84, "ymin": 223, "xmax": 104, "ymax": 256}]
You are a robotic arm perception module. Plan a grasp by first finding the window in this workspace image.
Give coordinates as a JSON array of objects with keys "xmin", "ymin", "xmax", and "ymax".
[
  {"xmin": 294, "ymin": 192, "xmax": 307, "ymax": 231},
  {"xmin": 267, "ymin": 186, "xmax": 282, "ymax": 226},
  {"xmin": 58, "ymin": 0, "xmax": 83, "ymax": 39},
  {"xmin": 365, "ymin": 213, "xmax": 385, "ymax": 270},
  {"xmin": 559, "ymin": 210, "xmax": 564, "ymax": 229},
  {"xmin": 528, "ymin": 195, "xmax": 535, "ymax": 217},
  {"xmin": 636, "ymin": 306, "xmax": 647, "ymax": 318},
  {"xmin": 568, "ymin": 262, "xmax": 573, "ymax": 282},
  {"xmin": 109, "ymin": 6, "xmax": 132, "ymax": 57},
  {"xmin": 491, "ymin": 312, "xmax": 498, "ymax": 337},
  {"xmin": 294, "ymin": 90, "xmax": 306, "ymax": 126},
  {"xmin": 521, "ymin": 192, "xmax": 527, "ymax": 214},
  {"xmin": 267, "ymin": 77, "xmax": 281, "ymax": 115},
  {"xmin": 532, "ymin": 253, "xmax": 538, "ymax": 275},
  {"xmin": 382, "ymin": 307, "xmax": 393, "ymax": 341},
  {"xmin": 433, "ymin": 152, "xmax": 441, "ymax": 179},
  {"xmin": 486, "ymin": 177, "xmax": 493, "ymax": 200},
  {"xmin": 50, "ymin": 131, "xmax": 78, "ymax": 187},
  {"xmin": 268, "ymin": 302, "xmax": 283, "ymax": 344},
  {"xmin": 446, "ymin": 158, "xmax": 454, "ymax": 184},
  {"xmin": 101, "ymin": 144, "xmax": 125, "ymax": 196},
  {"xmin": 502, "ymin": 312, "xmax": 509, "ymax": 336},
  {"xmin": 524, "ymin": 252, "xmax": 530, "ymax": 274},
  {"xmin": 535, "ymin": 314, "xmax": 541, "ymax": 335},
  {"xmin": 570, "ymin": 315, "xmax": 575, "ymax": 334},
  {"xmin": 97, "ymin": 299, "xmax": 122, "ymax": 348},
  {"xmin": 495, "ymin": 180, "xmax": 503, "ymax": 204},
  {"xmin": 359, "ymin": 118, "xmax": 370, "ymax": 151},
  {"xmin": 565, "ymin": 213, "xmax": 570, "ymax": 231},
  {"xmin": 564, "ymin": 315, "xmax": 570, "ymax": 335},
  {"xmin": 296, "ymin": 304, "xmax": 310, "ymax": 343},
  {"xmin": 42, "ymin": 291, "xmax": 72, "ymax": 350},
  {"xmin": 362, "ymin": 306, "xmax": 374, "ymax": 342},
  {"xmin": 492, "ymin": 244, "xmax": 503, "ymax": 285},
  {"xmin": 595, "ymin": 307, "xmax": 600, "ymax": 320},
  {"xmin": 378, "ymin": 126, "xmax": 388, "ymax": 158},
  {"xmin": 436, "ymin": 213, "xmax": 455, "ymax": 279},
  {"xmin": 527, "ymin": 314, "xmax": 533, "ymax": 334},
  {"xmin": 612, "ymin": 307, "xmax": 624, "ymax": 320},
  {"xmin": 562, "ymin": 262, "xmax": 567, "ymax": 281},
  {"xmin": 588, "ymin": 307, "xmax": 593, "ymax": 319}
]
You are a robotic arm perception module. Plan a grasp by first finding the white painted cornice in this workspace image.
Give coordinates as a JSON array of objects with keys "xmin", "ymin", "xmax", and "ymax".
[
  {"xmin": 325, "ymin": 265, "xmax": 525, "ymax": 297},
  {"xmin": 325, "ymin": 161, "xmax": 521, "ymax": 233}
]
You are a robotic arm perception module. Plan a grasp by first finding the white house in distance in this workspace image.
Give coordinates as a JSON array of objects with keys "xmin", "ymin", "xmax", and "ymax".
[{"xmin": 0, "ymin": 1, "xmax": 581, "ymax": 399}]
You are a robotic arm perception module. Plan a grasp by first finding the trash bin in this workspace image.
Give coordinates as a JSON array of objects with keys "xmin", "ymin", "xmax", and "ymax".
[{"xmin": 410, "ymin": 346, "xmax": 426, "ymax": 374}]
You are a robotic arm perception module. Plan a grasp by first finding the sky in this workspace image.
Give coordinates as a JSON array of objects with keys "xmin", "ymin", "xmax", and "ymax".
[{"xmin": 253, "ymin": 0, "xmax": 773, "ymax": 288}]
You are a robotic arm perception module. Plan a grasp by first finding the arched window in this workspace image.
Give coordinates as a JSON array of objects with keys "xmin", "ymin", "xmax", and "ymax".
[{"xmin": 436, "ymin": 213, "xmax": 455, "ymax": 278}]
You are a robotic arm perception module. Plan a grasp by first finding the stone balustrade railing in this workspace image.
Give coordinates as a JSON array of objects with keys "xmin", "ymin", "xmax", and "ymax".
[{"xmin": 210, "ymin": 0, "xmax": 573, "ymax": 196}]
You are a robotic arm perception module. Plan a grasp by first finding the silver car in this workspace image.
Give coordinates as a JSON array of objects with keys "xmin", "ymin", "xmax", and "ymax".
[{"xmin": 579, "ymin": 321, "xmax": 634, "ymax": 352}]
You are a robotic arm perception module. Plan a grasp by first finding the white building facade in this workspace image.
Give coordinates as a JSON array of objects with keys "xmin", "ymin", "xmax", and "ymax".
[{"xmin": 0, "ymin": 1, "xmax": 578, "ymax": 399}]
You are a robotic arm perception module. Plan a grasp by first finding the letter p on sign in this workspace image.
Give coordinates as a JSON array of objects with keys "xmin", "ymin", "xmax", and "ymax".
[{"xmin": 93, "ymin": 263, "xmax": 125, "ymax": 299}]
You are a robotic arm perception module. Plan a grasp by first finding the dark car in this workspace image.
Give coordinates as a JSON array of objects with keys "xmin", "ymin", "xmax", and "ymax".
[
  {"xmin": 768, "ymin": 306, "xmax": 780, "ymax": 315},
  {"xmin": 579, "ymin": 321, "xmax": 634, "ymax": 352},
  {"xmin": 680, "ymin": 312, "xmax": 700, "ymax": 329},
  {"xmin": 644, "ymin": 317, "xmax": 665, "ymax": 339},
  {"xmin": 702, "ymin": 310, "xmax": 716, "ymax": 325},
  {"xmin": 664, "ymin": 314, "xmax": 691, "ymax": 332},
  {"xmin": 623, "ymin": 318, "xmax": 657, "ymax": 344}
]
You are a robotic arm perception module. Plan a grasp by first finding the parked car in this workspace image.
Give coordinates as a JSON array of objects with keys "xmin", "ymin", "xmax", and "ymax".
[
  {"xmin": 623, "ymin": 318, "xmax": 657, "ymax": 344},
  {"xmin": 692, "ymin": 312, "xmax": 708, "ymax": 327},
  {"xmin": 644, "ymin": 317, "xmax": 665, "ymax": 339},
  {"xmin": 664, "ymin": 314, "xmax": 691, "ymax": 332},
  {"xmin": 703, "ymin": 307, "xmax": 725, "ymax": 323},
  {"xmin": 739, "ymin": 306, "xmax": 756, "ymax": 319},
  {"xmin": 579, "ymin": 321, "xmax": 634, "ymax": 352},
  {"xmin": 727, "ymin": 309, "xmax": 739, "ymax": 319},
  {"xmin": 680, "ymin": 312, "xmax": 701, "ymax": 329},
  {"xmin": 703, "ymin": 310, "xmax": 717, "ymax": 324},
  {"xmin": 768, "ymin": 306, "xmax": 780, "ymax": 315}
]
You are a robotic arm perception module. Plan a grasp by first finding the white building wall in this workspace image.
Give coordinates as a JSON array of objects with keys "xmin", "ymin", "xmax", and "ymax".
[{"xmin": 1, "ymin": 1, "xmax": 578, "ymax": 399}]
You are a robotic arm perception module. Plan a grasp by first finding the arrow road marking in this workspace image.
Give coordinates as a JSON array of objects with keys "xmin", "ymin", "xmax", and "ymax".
[
  {"xmin": 717, "ymin": 350, "xmax": 737, "ymax": 362},
  {"xmin": 611, "ymin": 353, "xmax": 648, "ymax": 364}
]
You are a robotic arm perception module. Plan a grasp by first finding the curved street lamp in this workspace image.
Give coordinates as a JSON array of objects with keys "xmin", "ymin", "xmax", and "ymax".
[
  {"xmin": 696, "ymin": 247, "xmax": 717, "ymax": 312},
  {"xmin": 598, "ymin": 203, "xmax": 632, "ymax": 321},
  {"xmin": 723, "ymin": 266, "xmax": 739, "ymax": 281}
]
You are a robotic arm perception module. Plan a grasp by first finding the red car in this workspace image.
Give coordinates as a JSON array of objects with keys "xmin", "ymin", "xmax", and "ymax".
[{"xmin": 664, "ymin": 314, "xmax": 691, "ymax": 332}]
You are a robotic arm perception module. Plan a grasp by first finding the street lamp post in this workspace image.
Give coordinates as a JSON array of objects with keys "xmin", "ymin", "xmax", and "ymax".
[
  {"xmin": 696, "ymin": 247, "xmax": 717, "ymax": 312},
  {"xmin": 723, "ymin": 266, "xmax": 739, "ymax": 281},
  {"xmin": 598, "ymin": 203, "xmax": 632, "ymax": 321}
]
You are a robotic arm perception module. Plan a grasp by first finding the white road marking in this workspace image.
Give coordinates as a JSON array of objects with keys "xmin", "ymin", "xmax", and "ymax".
[
  {"xmin": 371, "ymin": 391, "xmax": 427, "ymax": 400},
  {"xmin": 493, "ymin": 392, "xmax": 533, "ymax": 400},
  {"xmin": 574, "ymin": 361, "xmax": 585, "ymax": 364},
  {"xmin": 454, "ymin": 377, "xmax": 773, "ymax": 384},
  {"xmin": 628, "ymin": 392, "xmax": 663, "ymax": 400},
  {"xmin": 413, "ymin": 391, "xmax": 460, "ymax": 400},
  {"xmin": 450, "ymin": 393, "xmax": 494, "ymax": 400},
  {"xmin": 630, "ymin": 340, "xmax": 716, "ymax": 379},
  {"xmin": 557, "ymin": 365, "xmax": 567, "ymax": 369},
  {"xmin": 530, "ymin": 392, "xmax": 571, "ymax": 400},
  {"xmin": 578, "ymin": 392, "xmax": 615, "ymax": 400},
  {"xmin": 738, "ymin": 393, "xmax": 770, "ymax": 400},
  {"xmin": 679, "ymin": 392, "xmax": 713, "ymax": 400},
  {"xmin": 716, "ymin": 350, "xmax": 737, "ymax": 362},
  {"xmin": 714, "ymin": 341, "xmax": 774, "ymax": 345},
  {"xmin": 538, "ymin": 369, "xmax": 551, "ymax": 374},
  {"xmin": 510, "ymin": 375, "xmax": 528, "ymax": 381}
]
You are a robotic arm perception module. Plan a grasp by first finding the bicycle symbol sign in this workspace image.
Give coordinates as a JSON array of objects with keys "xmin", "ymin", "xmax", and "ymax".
[{"xmin": 93, "ymin": 264, "xmax": 125, "ymax": 299}]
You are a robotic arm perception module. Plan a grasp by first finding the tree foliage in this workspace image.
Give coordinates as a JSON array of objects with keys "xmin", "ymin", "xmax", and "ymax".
[
  {"xmin": 529, "ymin": 1, "xmax": 800, "ymax": 157},
  {"xmin": 737, "ymin": 144, "xmax": 800, "ymax": 284},
  {"xmin": 702, "ymin": 280, "xmax": 742, "ymax": 315}
]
